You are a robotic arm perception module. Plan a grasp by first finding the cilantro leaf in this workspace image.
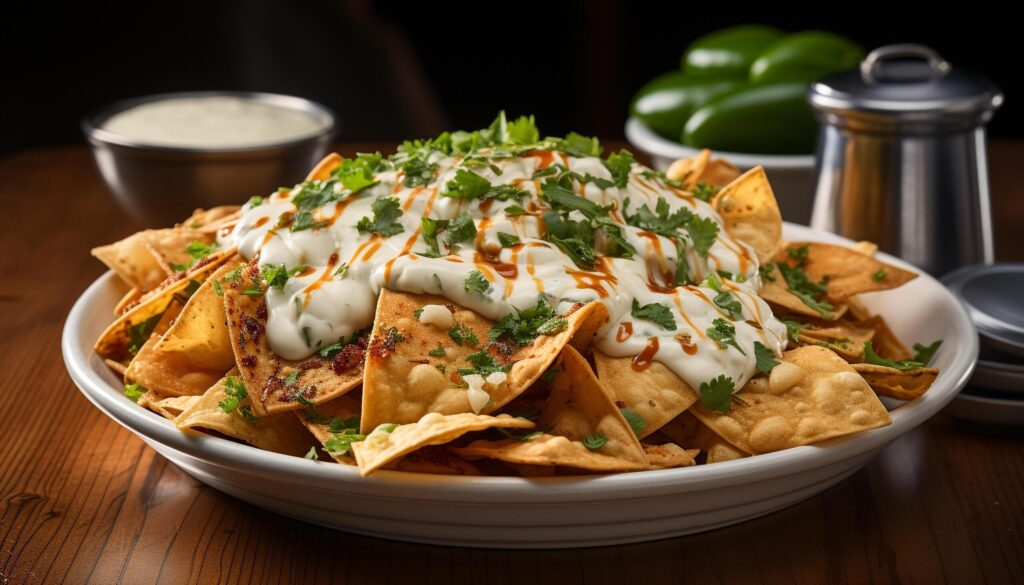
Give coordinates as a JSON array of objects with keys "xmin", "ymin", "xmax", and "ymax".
[
  {"xmin": 463, "ymin": 270, "xmax": 491, "ymax": 295},
  {"xmin": 863, "ymin": 341, "xmax": 927, "ymax": 371},
  {"xmin": 327, "ymin": 417, "xmax": 360, "ymax": 434},
  {"xmin": 754, "ymin": 341, "xmax": 780, "ymax": 374},
  {"xmin": 448, "ymin": 323, "xmax": 479, "ymax": 346},
  {"xmin": 583, "ymin": 433, "xmax": 608, "ymax": 451},
  {"xmin": 127, "ymin": 313, "xmax": 162, "ymax": 356},
  {"xmin": 691, "ymin": 181, "xmax": 718, "ymax": 203},
  {"xmin": 912, "ymin": 340, "xmax": 943, "ymax": 365},
  {"xmin": 428, "ymin": 346, "xmax": 446, "ymax": 356},
  {"xmin": 619, "ymin": 407, "xmax": 646, "ymax": 436},
  {"xmin": 551, "ymin": 132, "xmax": 602, "ymax": 157},
  {"xmin": 356, "ymin": 197, "xmax": 404, "ymax": 237},
  {"xmin": 624, "ymin": 197, "xmax": 693, "ymax": 238},
  {"xmin": 444, "ymin": 212, "xmax": 477, "ymax": 246},
  {"xmin": 457, "ymin": 350, "xmax": 510, "ymax": 377},
  {"xmin": 123, "ymin": 383, "xmax": 147, "ymax": 403},
  {"xmin": 631, "ymin": 299, "xmax": 677, "ymax": 331},
  {"xmin": 400, "ymin": 157, "xmax": 438, "ymax": 187},
  {"xmin": 489, "ymin": 299, "xmax": 564, "ymax": 345},
  {"xmin": 332, "ymin": 152, "xmax": 383, "ymax": 193},
  {"xmin": 324, "ymin": 429, "xmax": 366, "ymax": 456},
  {"xmin": 777, "ymin": 262, "xmax": 834, "ymax": 317},
  {"xmin": 602, "ymin": 149, "xmax": 635, "ymax": 188},
  {"xmin": 507, "ymin": 114, "xmax": 539, "ymax": 144},
  {"xmin": 872, "ymin": 269, "xmax": 887, "ymax": 282},
  {"xmin": 420, "ymin": 217, "xmax": 446, "ymax": 257},
  {"xmin": 699, "ymin": 375, "xmax": 735, "ymax": 412},
  {"xmin": 783, "ymin": 319, "xmax": 808, "ymax": 344},
  {"xmin": 684, "ymin": 214, "xmax": 719, "ymax": 258},
  {"xmin": 712, "ymin": 289, "xmax": 744, "ymax": 320},
  {"xmin": 444, "ymin": 168, "xmax": 492, "ymax": 199},
  {"xmin": 498, "ymin": 232, "xmax": 520, "ymax": 247},
  {"xmin": 706, "ymin": 318, "xmax": 746, "ymax": 355},
  {"xmin": 218, "ymin": 376, "xmax": 248, "ymax": 414}
]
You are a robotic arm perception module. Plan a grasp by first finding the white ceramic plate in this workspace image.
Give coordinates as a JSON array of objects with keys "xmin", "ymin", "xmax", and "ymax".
[{"xmin": 62, "ymin": 224, "xmax": 977, "ymax": 548}]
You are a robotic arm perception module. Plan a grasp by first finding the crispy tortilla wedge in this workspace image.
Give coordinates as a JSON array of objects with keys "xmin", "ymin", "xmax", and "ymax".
[
  {"xmin": 223, "ymin": 271, "xmax": 365, "ymax": 416},
  {"xmin": 666, "ymin": 149, "xmax": 711, "ymax": 190},
  {"xmin": 138, "ymin": 390, "xmax": 201, "ymax": 420},
  {"xmin": 642, "ymin": 443, "xmax": 700, "ymax": 469},
  {"xmin": 174, "ymin": 371, "xmax": 313, "ymax": 455},
  {"xmin": 359, "ymin": 289, "xmax": 609, "ymax": 433},
  {"xmin": 92, "ymin": 231, "xmax": 173, "ymax": 291},
  {"xmin": 782, "ymin": 242, "xmax": 917, "ymax": 301},
  {"xmin": 660, "ymin": 411, "xmax": 748, "ymax": 464},
  {"xmin": 593, "ymin": 351, "xmax": 698, "ymax": 439},
  {"xmin": 711, "ymin": 166, "xmax": 782, "ymax": 263},
  {"xmin": 852, "ymin": 363, "xmax": 939, "ymax": 401},
  {"xmin": 125, "ymin": 322, "xmax": 230, "ymax": 397},
  {"xmin": 296, "ymin": 393, "xmax": 363, "ymax": 465},
  {"xmin": 306, "ymin": 153, "xmax": 343, "ymax": 181},
  {"xmin": 692, "ymin": 346, "xmax": 891, "ymax": 454},
  {"xmin": 451, "ymin": 346, "xmax": 649, "ymax": 472},
  {"xmin": 352, "ymin": 412, "xmax": 533, "ymax": 475}
]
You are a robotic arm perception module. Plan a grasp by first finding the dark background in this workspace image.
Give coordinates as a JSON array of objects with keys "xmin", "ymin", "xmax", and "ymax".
[{"xmin": 1, "ymin": 0, "xmax": 1019, "ymax": 155}]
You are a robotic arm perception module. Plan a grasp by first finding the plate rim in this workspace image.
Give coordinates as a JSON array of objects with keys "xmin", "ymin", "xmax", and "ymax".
[{"xmin": 62, "ymin": 223, "xmax": 978, "ymax": 503}]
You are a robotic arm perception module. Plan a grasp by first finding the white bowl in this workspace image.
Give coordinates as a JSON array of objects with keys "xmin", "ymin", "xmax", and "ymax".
[
  {"xmin": 62, "ymin": 224, "xmax": 976, "ymax": 548},
  {"xmin": 625, "ymin": 117, "xmax": 817, "ymax": 224}
]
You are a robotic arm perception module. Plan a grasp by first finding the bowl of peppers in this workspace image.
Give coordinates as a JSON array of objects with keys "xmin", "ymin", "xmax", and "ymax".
[{"xmin": 625, "ymin": 25, "xmax": 863, "ymax": 222}]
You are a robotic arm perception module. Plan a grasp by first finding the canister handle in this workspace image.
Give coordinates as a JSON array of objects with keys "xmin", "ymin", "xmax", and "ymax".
[{"xmin": 860, "ymin": 44, "xmax": 951, "ymax": 84}]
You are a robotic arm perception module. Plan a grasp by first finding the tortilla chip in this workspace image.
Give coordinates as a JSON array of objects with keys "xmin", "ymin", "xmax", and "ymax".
[
  {"xmin": 104, "ymin": 358, "xmax": 128, "ymax": 377},
  {"xmin": 844, "ymin": 296, "xmax": 873, "ymax": 322},
  {"xmin": 95, "ymin": 281, "xmax": 192, "ymax": 363},
  {"xmin": 643, "ymin": 443, "xmax": 699, "ymax": 469},
  {"xmin": 711, "ymin": 166, "xmax": 782, "ymax": 263},
  {"xmin": 306, "ymin": 153, "xmax": 343, "ymax": 181},
  {"xmin": 174, "ymin": 371, "xmax": 313, "ymax": 455},
  {"xmin": 143, "ymin": 228, "xmax": 218, "ymax": 276},
  {"xmin": 782, "ymin": 242, "xmax": 917, "ymax": 301},
  {"xmin": 451, "ymin": 346, "xmax": 649, "ymax": 472},
  {"xmin": 359, "ymin": 289, "xmax": 608, "ymax": 432},
  {"xmin": 125, "ymin": 324, "xmax": 230, "ymax": 397},
  {"xmin": 850, "ymin": 241, "xmax": 878, "ymax": 257},
  {"xmin": 92, "ymin": 231, "xmax": 170, "ymax": 291},
  {"xmin": 665, "ymin": 149, "xmax": 710, "ymax": 190},
  {"xmin": 223, "ymin": 274, "xmax": 365, "ymax": 416},
  {"xmin": 156, "ymin": 258, "xmax": 243, "ymax": 370},
  {"xmin": 138, "ymin": 390, "xmax": 201, "ymax": 419},
  {"xmin": 792, "ymin": 317, "xmax": 877, "ymax": 361},
  {"xmin": 659, "ymin": 411, "xmax": 748, "ymax": 464},
  {"xmin": 860, "ymin": 315, "xmax": 913, "ymax": 361},
  {"xmin": 593, "ymin": 352, "xmax": 698, "ymax": 438},
  {"xmin": 759, "ymin": 263, "xmax": 847, "ymax": 321},
  {"xmin": 351, "ymin": 412, "xmax": 533, "ymax": 475},
  {"xmin": 852, "ymin": 364, "xmax": 939, "ymax": 401},
  {"xmin": 692, "ymin": 346, "xmax": 892, "ymax": 454},
  {"xmin": 114, "ymin": 287, "xmax": 144, "ymax": 316},
  {"xmin": 180, "ymin": 206, "xmax": 241, "ymax": 233},
  {"xmin": 700, "ymin": 158, "xmax": 741, "ymax": 187},
  {"xmin": 297, "ymin": 394, "xmax": 363, "ymax": 465}
]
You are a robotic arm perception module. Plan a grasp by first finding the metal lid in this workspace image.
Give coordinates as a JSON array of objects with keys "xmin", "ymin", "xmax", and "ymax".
[
  {"xmin": 809, "ymin": 44, "xmax": 1003, "ymax": 131},
  {"xmin": 942, "ymin": 264, "xmax": 1024, "ymax": 358}
]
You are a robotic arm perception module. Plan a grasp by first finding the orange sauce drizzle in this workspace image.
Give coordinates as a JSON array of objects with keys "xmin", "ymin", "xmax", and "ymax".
[
  {"xmin": 632, "ymin": 337, "xmax": 659, "ymax": 371},
  {"xmin": 616, "ymin": 322, "xmax": 633, "ymax": 343},
  {"xmin": 302, "ymin": 253, "xmax": 340, "ymax": 307}
]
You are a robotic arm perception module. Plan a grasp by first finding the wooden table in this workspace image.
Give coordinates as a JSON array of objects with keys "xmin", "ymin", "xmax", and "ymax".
[{"xmin": 2, "ymin": 143, "xmax": 1022, "ymax": 584}]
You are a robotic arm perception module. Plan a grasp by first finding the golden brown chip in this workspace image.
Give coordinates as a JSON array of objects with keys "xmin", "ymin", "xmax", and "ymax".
[
  {"xmin": 143, "ymin": 228, "xmax": 218, "ymax": 276},
  {"xmin": 156, "ymin": 258, "xmax": 243, "ymax": 370},
  {"xmin": 297, "ymin": 394, "xmax": 363, "ymax": 465},
  {"xmin": 359, "ymin": 289, "xmax": 608, "ymax": 432},
  {"xmin": 691, "ymin": 346, "xmax": 892, "ymax": 454},
  {"xmin": 125, "ymin": 323, "xmax": 230, "ymax": 397},
  {"xmin": 642, "ymin": 443, "xmax": 699, "ymax": 469},
  {"xmin": 659, "ymin": 411, "xmax": 748, "ymax": 464},
  {"xmin": 850, "ymin": 241, "xmax": 878, "ymax": 256},
  {"xmin": 92, "ymin": 231, "xmax": 172, "ymax": 291},
  {"xmin": 711, "ymin": 166, "xmax": 782, "ymax": 263},
  {"xmin": 782, "ymin": 242, "xmax": 917, "ymax": 301},
  {"xmin": 759, "ymin": 263, "xmax": 847, "ymax": 321},
  {"xmin": 790, "ymin": 317, "xmax": 876, "ymax": 361},
  {"xmin": 700, "ymin": 158, "xmax": 741, "ymax": 187},
  {"xmin": 665, "ymin": 148, "xmax": 711, "ymax": 189},
  {"xmin": 114, "ymin": 287, "xmax": 144, "ymax": 316},
  {"xmin": 851, "ymin": 363, "xmax": 939, "ymax": 401},
  {"xmin": 860, "ymin": 315, "xmax": 913, "ymax": 361},
  {"xmin": 224, "ymin": 281, "xmax": 365, "ymax": 416},
  {"xmin": 180, "ymin": 205, "xmax": 241, "ymax": 233},
  {"xmin": 174, "ymin": 371, "xmax": 313, "ymax": 455},
  {"xmin": 95, "ymin": 281, "xmax": 192, "ymax": 363},
  {"xmin": 138, "ymin": 390, "xmax": 201, "ymax": 419},
  {"xmin": 306, "ymin": 153, "xmax": 343, "ymax": 181},
  {"xmin": 351, "ymin": 412, "xmax": 534, "ymax": 475},
  {"xmin": 593, "ymin": 352, "xmax": 698, "ymax": 438},
  {"xmin": 451, "ymin": 346, "xmax": 649, "ymax": 472}
]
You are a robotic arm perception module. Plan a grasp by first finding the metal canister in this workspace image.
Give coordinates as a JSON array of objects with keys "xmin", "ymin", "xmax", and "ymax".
[{"xmin": 808, "ymin": 44, "xmax": 1003, "ymax": 275}]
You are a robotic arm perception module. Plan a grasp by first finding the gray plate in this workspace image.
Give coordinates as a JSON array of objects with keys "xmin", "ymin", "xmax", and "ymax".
[{"xmin": 942, "ymin": 264, "xmax": 1024, "ymax": 357}]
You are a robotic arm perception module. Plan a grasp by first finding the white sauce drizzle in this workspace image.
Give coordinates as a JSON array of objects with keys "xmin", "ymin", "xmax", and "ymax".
[{"xmin": 220, "ymin": 149, "xmax": 787, "ymax": 392}]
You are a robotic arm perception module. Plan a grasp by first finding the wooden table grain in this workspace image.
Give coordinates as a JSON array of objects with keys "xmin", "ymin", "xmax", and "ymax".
[{"xmin": 2, "ymin": 143, "xmax": 1023, "ymax": 585}]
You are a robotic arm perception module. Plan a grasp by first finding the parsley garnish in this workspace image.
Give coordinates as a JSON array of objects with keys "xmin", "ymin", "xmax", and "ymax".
[
  {"xmin": 445, "ymin": 168, "xmax": 491, "ymax": 199},
  {"xmin": 356, "ymin": 197, "xmax": 404, "ymax": 237},
  {"xmin": 691, "ymin": 181, "xmax": 718, "ymax": 202},
  {"xmin": 457, "ymin": 350, "xmax": 510, "ymax": 377},
  {"xmin": 257, "ymin": 263, "xmax": 307, "ymax": 292},
  {"xmin": 872, "ymin": 269, "xmax": 887, "ymax": 282},
  {"xmin": 624, "ymin": 197, "xmax": 719, "ymax": 258},
  {"xmin": 444, "ymin": 212, "xmax": 477, "ymax": 245},
  {"xmin": 332, "ymin": 152, "xmax": 384, "ymax": 193},
  {"xmin": 400, "ymin": 157, "xmax": 438, "ymax": 187},
  {"xmin": 218, "ymin": 376, "xmax": 248, "ymax": 414},
  {"xmin": 863, "ymin": 340, "xmax": 939, "ymax": 370},
  {"xmin": 783, "ymin": 319, "xmax": 808, "ymax": 344},
  {"xmin": 699, "ymin": 375, "xmax": 735, "ymax": 412},
  {"xmin": 498, "ymin": 232, "xmax": 520, "ymax": 247},
  {"xmin": 583, "ymin": 433, "xmax": 608, "ymax": 450},
  {"xmin": 448, "ymin": 323, "xmax": 479, "ymax": 346},
  {"xmin": 754, "ymin": 341, "xmax": 780, "ymax": 373},
  {"xmin": 463, "ymin": 270, "xmax": 491, "ymax": 296},
  {"xmin": 247, "ymin": 195, "xmax": 264, "ymax": 207},
  {"xmin": 428, "ymin": 346, "xmax": 446, "ymax": 356},
  {"xmin": 283, "ymin": 370, "xmax": 303, "ymax": 387},
  {"xmin": 552, "ymin": 132, "xmax": 602, "ymax": 157},
  {"xmin": 123, "ymin": 383, "xmax": 147, "ymax": 403},
  {"xmin": 631, "ymin": 299, "xmax": 677, "ymax": 331},
  {"xmin": 212, "ymin": 279, "xmax": 224, "ymax": 297},
  {"xmin": 777, "ymin": 262, "xmax": 834, "ymax": 317},
  {"xmin": 602, "ymin": 149, "xmax": 635, "ymax": 188},
  {"xmin": 324, "ymin": 429, "xmax": 366, "ymax": 456},
  {"xmin": 712, "ymin": 290, "xmax": 744, "ymax": 320},
  {"xmin": 127, "ymin": 313, "xmax": 162, "ymax": 356},
  {"xmin": 706, "ymin": 318, "xmax": 746, "ymax": 355},
  {"xmin": 912, "ymin": 340, "xmax": 943, "ymax": 365},
  {"xmin": 619, "ymin": 407, "xmax": 646, "ymax": 436},
  {"xmin": 488, "ymin": 299, "xmax": 565, "ymax": 345}
]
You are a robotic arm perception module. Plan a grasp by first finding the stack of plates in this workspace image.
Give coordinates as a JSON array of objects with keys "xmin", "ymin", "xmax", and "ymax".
[{"xmin": 942, "ymin": 264, "xmax": 1024, "ymax": 425}]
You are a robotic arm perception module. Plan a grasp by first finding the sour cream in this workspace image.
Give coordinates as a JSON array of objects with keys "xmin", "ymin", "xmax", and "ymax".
[
  {"xmin": 220, "ymin": 148, "xmax": 788, "ymax": 394},
  {"xmin": 101, "ymin": 95, "xmax": 328, "ymax": 148}
]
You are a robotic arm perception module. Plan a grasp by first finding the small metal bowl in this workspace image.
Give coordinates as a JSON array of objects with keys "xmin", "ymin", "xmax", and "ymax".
[{"xmin": 83, "ymin": 91, "xmax": 337, "ymax": 226}]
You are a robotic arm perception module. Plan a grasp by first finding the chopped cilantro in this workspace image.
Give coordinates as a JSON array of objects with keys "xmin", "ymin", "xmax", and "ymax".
[
  {"xmin": 872, "ymin": 269, "xmax": 887, "ymax": 282},
  {"xmin": 218, "ymin": 376, "xmax": 248, "ymax": 414},
  {"xmin": 712, "ymin": 290, "xmax": 744, "ymax": 320},
  {"xmin": 783, "ymin": 319, "xmax": 808, "ymax": 344},
  {"xmin": 912, "ymin": 340, "xmax": 943, "ymax": 365},
  {"xmin": 444, "ymin": 168, "xmax": 492, "ymax": 199},
  {"xmin": 224, "ymin": 266, "xmax": 242, "ymax": 283},
  {"xmin": 777, "ymin": 262, "xmax": 834, "ymax": 317},
  {"xmin": 685, "ymin": 215, "xmax": 719, "ymax": 258},
  {"xmin": 448, "ymin": 323, "xmax": 479, "ymax": 346},
  {"xmin": 507, "ymin": 114, "xmax": 539, "ymax": 144},
  {"xmin": 212, "ymin": 279, "xmax": 224, "ymax": 297},
  {"xmin": 754, "ymin": 341, "xmax": 780, "ymax": 374},
  {"xmin": 691, "ymin": 181, "xmax": 718, "ymax": 203},
  {"xmin": 489, "ymin": 299, "xmax": 564, "ymax": 345},
  {"xmin": 333, "ymin": 262, "xmax": 349, "ymax": 278},
  {"xmin": 400, "ymin": 157, "xmax": 438, "ymax": 187},
  {"xmin": 356, "ymin": 197, "xmax": 404, "ymax": 237},
  {"xmin": 259, "ymin": 263, "xmax": 307, "ymax": 291},
  {"xmin": 583, "ymin": 433, "xmax": 608, "ymax": 451},
  {"xmin": 699, "ymin": 375, "xmax": 735, "ymax": 412},
  {"xmin": 123, "ymin": 383, "xmax": 147, "ymax": 403},
  {"xmin": 706, "ymin": 318, "xmax": 746, "ymax": 355},
  {"xmin": 498, "ymin": 232, "xmax": 520, "ymax": 247},
  {"xmin": 247, "ymin": 195, "xmax": 264, "ymax": 207},
  {"xmin": 127, "ymin": 313, "xmax": 162, "ymax": 356},
  {"xmin": 332, "ymin": 152, "xmax": 384, "ymax": 193},
  {"xmin": 457, "ymin": 350, "xmax": 510, "ymax": 377},
  {"xmin": 463, "ymin": 270, "xmax": 491, "ymax": 296},
  {"xmin": 444, "ymin": 212, "xmax": 477, "ymax": 246},
  {"xmin": 283, "ymin": 370, "xmax": 303, "ymax": 387},
  {"xmin": 552, "ymin": 132, "xmax": 602, "ymax": 157},
  {"xmin": 413, "ymin": 307, "xmax": 424, "ymax": 319},
  {"xmin": 602, "ymin": 149, "xmax": 635, "ymax": 188},
  {"xmin": 324, "ymin": 429, "xmax": 366, "ymax": 456},
  {"xmin": 619, "ymin": 407, "xmax": 646, "ymax": 436},
  {"xmin": 428, "ymin": 346, "xmax": 446, "ymax": 356},
  {"xmin": 759, "ymin": 264, "xmax": 776, "ymax": 283},
  {"xmin": 327, "ymin": 417, "xmax": 360, "ymax": 434},
  {"xmin": 788, "ymin": 244, "xmax": 810, "ymax": 268},
  {"xmin": 631, "ymin": 299, "xmax": 677, "ymax": 331},
  {"xmin": 863, "ymin": 341, "xmax": 930, "ymax": 371}
]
